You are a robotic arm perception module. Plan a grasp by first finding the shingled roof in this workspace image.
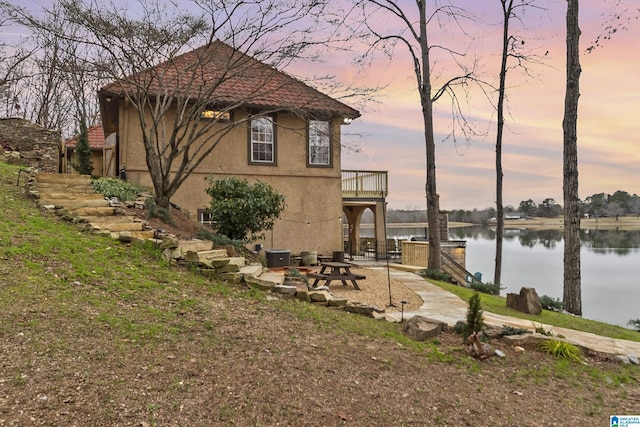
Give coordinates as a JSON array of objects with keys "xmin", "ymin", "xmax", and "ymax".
[{"xmin": 99, "ymin": 40, "xmax": 360, "ymax": 120}]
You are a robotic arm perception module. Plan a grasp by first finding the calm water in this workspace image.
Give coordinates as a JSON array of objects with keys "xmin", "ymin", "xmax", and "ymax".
[{"xmin": 363, "ymin": 225, "xmax": 640, "ymax": 328}]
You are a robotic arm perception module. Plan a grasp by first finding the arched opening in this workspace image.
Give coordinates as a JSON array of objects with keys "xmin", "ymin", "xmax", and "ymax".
[{"xmin": 342, "ymin": 200, "xmax": 390, "ymax": 260}]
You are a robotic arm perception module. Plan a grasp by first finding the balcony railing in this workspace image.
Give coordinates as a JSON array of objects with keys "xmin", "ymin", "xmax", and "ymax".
[{"xmin": 341, "ymin": 170, "xmax": 388, "ymax": 199}]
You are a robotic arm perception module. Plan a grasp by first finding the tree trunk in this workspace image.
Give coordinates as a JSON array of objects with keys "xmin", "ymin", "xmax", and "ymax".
[
  {"xmin": 418, "ymin": 0, "xmax": 441, "ymax": 270},
  {"xmin": 562, "ymin": 0, "xmax": 582, "ymax": 316},
  {"xmin": 494, "ymin": 0, "xmax": 513, "ymax": 286}
]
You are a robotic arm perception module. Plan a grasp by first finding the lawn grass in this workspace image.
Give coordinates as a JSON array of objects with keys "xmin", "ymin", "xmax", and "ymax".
[
  {"xmin": 431, "ymin": 279, "xmax": 640, "ymax": 342},
  {"xmin": 3, "ymin": 161, "xmax": 638, "ymax": 346}
]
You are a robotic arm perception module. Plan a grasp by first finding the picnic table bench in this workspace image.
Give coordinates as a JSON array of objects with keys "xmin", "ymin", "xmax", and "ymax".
[{"xmin": 307, "ymin": 261, "xmax": 366, "ymax": 290}]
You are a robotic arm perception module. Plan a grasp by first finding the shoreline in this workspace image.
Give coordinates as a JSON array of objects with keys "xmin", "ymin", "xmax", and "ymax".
[{"xmin": 359, "ymin": 216, "xmax": 640, "ymax": 231}]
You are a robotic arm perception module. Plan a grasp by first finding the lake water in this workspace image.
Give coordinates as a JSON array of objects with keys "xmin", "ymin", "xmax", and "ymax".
[{"xmin": 362, "ymin": 225, "xmax": 640, "ymax": 328}]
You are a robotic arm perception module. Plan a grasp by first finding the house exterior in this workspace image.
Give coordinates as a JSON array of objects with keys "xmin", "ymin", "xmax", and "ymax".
[
  {"xmin": 97, "ymin": 41, "xmax": 360, "ymax": 255},
  {"xmin": 65, "ymin": 124, "xmax": 105, "ymax": 176}
]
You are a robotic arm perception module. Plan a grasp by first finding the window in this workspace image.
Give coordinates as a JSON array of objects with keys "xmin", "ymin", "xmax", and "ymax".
[
  {"xmin": 200, "ymin": 110, "xmax": 230, "ymax": 121},
  {"xmin": 250, "ymin": 117, "xmax": 275, "ymax": 164},
  {"xmin": 308, "ymin": 120, "xmax": 331, "ymax": 166},
  {"xmin": 197, "ymin": 209, "xmax": 215, "ymax": 227}
]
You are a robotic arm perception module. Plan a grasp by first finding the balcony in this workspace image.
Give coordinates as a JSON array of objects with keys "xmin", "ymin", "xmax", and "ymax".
[{"xmin": 341, "ymin": 170, "xmax": 388, "ymax": 201}]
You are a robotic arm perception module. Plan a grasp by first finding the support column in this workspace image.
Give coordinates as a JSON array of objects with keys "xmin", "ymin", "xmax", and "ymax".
[
  {"xmin": 343, "ymin": 205, "xmax": 368, "ymax": 258},
  {"xmin": 373, "ymin": 201, "xmax": 387, "ymax": 259}
]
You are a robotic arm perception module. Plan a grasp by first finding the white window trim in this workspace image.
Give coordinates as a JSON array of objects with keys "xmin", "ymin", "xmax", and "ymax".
[{"xmin": 250, "ymin": 116, "xmax": 275, "ymax": 164}]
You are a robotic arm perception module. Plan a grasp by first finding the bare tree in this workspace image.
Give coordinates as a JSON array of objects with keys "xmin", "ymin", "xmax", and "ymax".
[
  {"xmin": 349, "ymin": 0, "xmax": 483, "ymax": 269},
  {"xmin": 563, "ymin": 0, "xmax": 582, "ymax": 316},
  {"xmin": 5, "ymin": 0, "xmax": 358, "ymax": 209},
  {"xmin": 493, "ymin": 0, "xmax": 541, "ymax": 286}
]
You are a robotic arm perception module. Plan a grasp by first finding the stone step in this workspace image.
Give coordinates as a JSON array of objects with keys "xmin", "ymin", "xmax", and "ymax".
[
  {"xmin": 89, "ymin": 221, "xmax": 144, "ymax": 232},
  {"xmin": 228, "ymin": 257, "xmax": 247, "ymax": 267},
  {"xmin": 39, "ymin": 198, "xmax": 110, "ymax": 209},
  {"xmin": 36, "ymin": 183, "xmax": 95, "ymax": 193},
  {"xmin": 37, "ymin": 173, "xmax": 92, "ymax": 185},
  {"xmin": 72, "ymin": 207, "xmax": 116, "ymax": 216},
  {"xmin": 239, "ymin": 264, "xmax": 263, "ymax": 278},
  {"xmin": 81, "ymin": 215, "xmax": 137, "ymax": 224},
  {"xmin": 245, "ymin": 272, "xmax": 284, "ymax": 291},
  {"xmin": 191, "ymin": 249, "xmax": 229, "ymax": 260},
  {"xmin": 176, "ymin": 240, "xmax": 214, "ymax": 253},
  {"xmin": 163, "ymin": 240, "xmax": 215, "ymax": 260},
  {"xmin": 39, "ymin": 192, "xmax": 105, "ymax": 201}
]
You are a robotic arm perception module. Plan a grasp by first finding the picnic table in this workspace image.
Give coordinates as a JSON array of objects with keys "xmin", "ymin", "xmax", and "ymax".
[{"xmin": 307, "ymin": 261, "xmax": 366, "ymax": 290}]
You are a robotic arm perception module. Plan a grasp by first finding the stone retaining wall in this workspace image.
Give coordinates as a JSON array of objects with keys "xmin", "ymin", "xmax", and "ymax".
[{"xmin": 0, "ymin": 118, "xmax": 61, "ymax": 172}]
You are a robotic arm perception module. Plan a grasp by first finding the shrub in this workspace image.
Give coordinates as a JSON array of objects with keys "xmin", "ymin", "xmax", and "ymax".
[
  {"xmin": 501, "ymin": 325, "xmax": 532, "ymax": 336},
  {"xmin": 420, "ymin": 269, "xmax": 452, "ymax": 282},
  {"xmin": 540, "ymin": 339, "xmax": 582, "ymax": 362},
  {"xmin": 470, "ymin": 281, "xmax": 503, "ymax": 295},
  {"xmin": 92, "ymin": 177, "xmax": 147, "ymax": 202},
  {"xmin": 461, "ymin": 292, "xmax": 485, "ymax": 339},
  {"xmin": 540, "ymin": 295, "xmax": 564, "ymax": 311},
  {"xmin": 205, "ymin": 176, "xmax": 286, "ymax": 242}
]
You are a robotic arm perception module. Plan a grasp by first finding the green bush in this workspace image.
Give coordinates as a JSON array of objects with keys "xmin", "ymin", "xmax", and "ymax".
[
  {"xmin": 541, "ymin": 339, "xmax": 582, "ymax": 362},
  {"xmin": 205, "ymin": 176, "xmax": 286, "ymax": 242},
  {"xmin": 540, "ymin": 295, "xmax": 565, "ymax": 311},
  {"xmin": 420, "ymin": 269, "xmax": 452, "ymax": 282},
  {"xmin": 92, "ymin": 177, "xmax": 147, "ymax": 202},
  {"xmin": 501, "ymin": 325, "xmax": 532, "ymax": 336},
  {"xmin": 460, "ymin": 292, "xmax": 485, "ymax": 339},
  {"xmin": 470, "ymin": 281, "xmax": 503, "ymax": 295}
]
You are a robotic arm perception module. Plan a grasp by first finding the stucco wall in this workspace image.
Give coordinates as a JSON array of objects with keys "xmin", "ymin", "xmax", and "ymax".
[
  {"xmin": 0, "ymin": 118, "xmax": 61, "ymax": 172},
  {"xmin": 120, "ymin": 104, "xmax": 345, "ymax": 255}
]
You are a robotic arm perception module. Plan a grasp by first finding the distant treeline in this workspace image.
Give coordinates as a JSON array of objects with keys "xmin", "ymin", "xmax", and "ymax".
[{"xmin": 362, "ymin": 190, "xmax": 640, "ymax": 224}]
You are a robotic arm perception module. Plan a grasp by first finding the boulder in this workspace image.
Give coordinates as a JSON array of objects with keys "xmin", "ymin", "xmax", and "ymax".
[
  {"xmin": 344, "ymin": 302, "xmax": 375, "ymax": 317},
  {"xmin": 273, "ymin": 285, "xmax": 298, "ymax": 296},
  {"xmin": 506, "ymin": 287, "xmax": 542, "ymax": 315},
  {"xmin": 401, "ymin": 315, "xmax": 447, "ymax": 341},
  {"xmin": 309, "ymin": 290, "xmax": 331, "ymax": 303}
]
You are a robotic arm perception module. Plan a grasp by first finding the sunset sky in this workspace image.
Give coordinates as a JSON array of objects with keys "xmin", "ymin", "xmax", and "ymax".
[
  {"xmin": 4, "ymin": 1, "xmax": 637, "ymax": 213},
  {"xmin": 338, "ymin": 1, "xmax": 640, "ymax": 211}
]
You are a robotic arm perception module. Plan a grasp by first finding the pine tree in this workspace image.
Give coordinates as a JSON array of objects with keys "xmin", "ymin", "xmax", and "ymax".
[{"xmin": 71, "ymin": 120, "xmax": 94, "ymax": 176}]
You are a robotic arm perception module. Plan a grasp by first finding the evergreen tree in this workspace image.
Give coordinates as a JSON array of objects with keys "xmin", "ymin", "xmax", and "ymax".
[{"xmin": 71, "ymin": 120, "xmax": 93, "ymax": 176}]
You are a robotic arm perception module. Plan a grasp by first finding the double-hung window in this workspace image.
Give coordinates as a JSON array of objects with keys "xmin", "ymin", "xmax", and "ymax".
[
  {"xmin": 308, "ymin": 120, "xmax": 331, "ymax": 166},
  {"xmin": 250, "ymin": 116, "xmax": 275, "ymax": 164}
]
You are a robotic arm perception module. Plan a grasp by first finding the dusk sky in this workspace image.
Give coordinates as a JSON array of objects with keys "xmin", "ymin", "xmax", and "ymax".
[
  {"xmin": 337, "ymin": 1, "xmax": 640, "ymax": 211},
  {"xmin": 4, "ymin": 1, "xmax": 637, "ymax": 213}
]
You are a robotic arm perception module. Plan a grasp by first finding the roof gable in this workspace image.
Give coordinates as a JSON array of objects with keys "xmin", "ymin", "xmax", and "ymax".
[{"xmin": 100, "ymin": 40, "xmax": 360, "ymax": 119}]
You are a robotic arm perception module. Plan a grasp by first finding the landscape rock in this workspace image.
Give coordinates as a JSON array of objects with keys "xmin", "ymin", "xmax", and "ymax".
[
  {"xmin": 159, "ymin": 236, "xmax": 179, "ymax": 249},
  {"xmin": 506, "ymin": 287, "xmax": 542, "ymax": 315},
  {"xmin": 344, "ymin": 302, "xmax": 375, "ymax": 317},
  {"xmin": 628, "ymin": 354, "xmax": 639, "ymax": 365},
  {"xmin": 245, "ymin": 275, "xmax": 277, "ymax": 291},
  {"xmin": 218, "ymin": 272, "xmax": 243, "ymax": 284},
  {"xmin": 401, "ymin": 315, "xmax": 446, "ymax": 341},
  {"xmin": 217, "ymin": 263, "xmax": 240, "ymax": 274},
  {"xmin": 118, "ymin": 231, "xmax": 133, "ymax": 243},
  {"xmin": 616, "ymin": 355, "xmax": 631, "ymax": 364},
  {"xmin": 295, "ymin": 285, "xmax": 311, "ymax": 303},
  {"xmin": 327, "ymin": 296, "xmax": 348, "ymax": 307},
  {"xmin": 309, "ymin": 290, "xmax": 331, "ymax": 303},
  {"xmin": 273, "ymin": 285, "xmax": 297, "ymax": 296}
]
